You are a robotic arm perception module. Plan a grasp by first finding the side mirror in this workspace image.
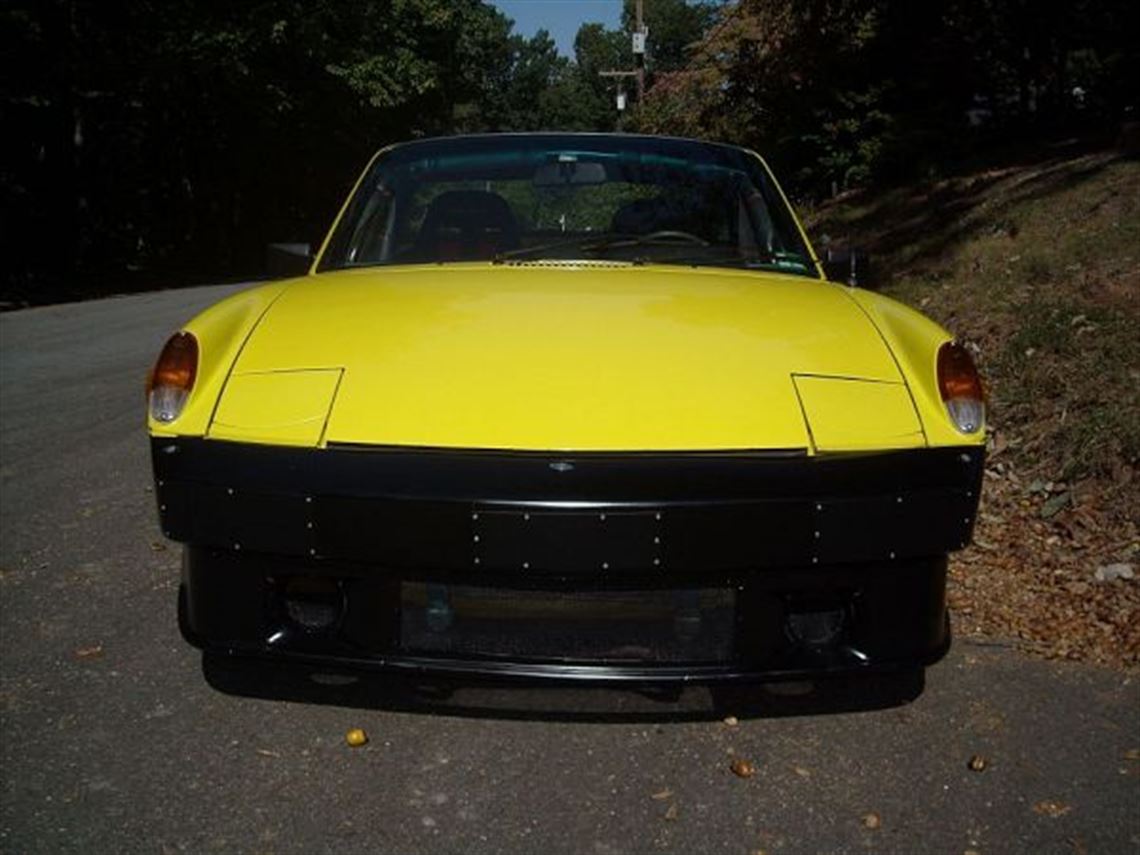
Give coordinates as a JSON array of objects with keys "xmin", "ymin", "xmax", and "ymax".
[
  {"xmin": 266, "ymin": 243, "xmax": 312, "ymax": 278},
  {"xmin": 821, "ymin": 248, "xmax": 876, "ymax": 289}
]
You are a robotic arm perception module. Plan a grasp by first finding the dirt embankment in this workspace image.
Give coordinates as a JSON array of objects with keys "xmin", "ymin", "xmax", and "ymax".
[{"xmin": 808, "ymin": 145, "xmax": 1140, "ymax": 668}]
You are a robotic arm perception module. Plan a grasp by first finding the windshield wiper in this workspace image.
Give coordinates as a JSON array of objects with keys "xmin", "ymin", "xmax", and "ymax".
[
  {"xmin": 492, "ymin": 233, "xmax": 811, "ymax": 272},
  {"xmin": 492, "ymin": 231, "xmax": 706, "ymax": 263},
  {"xmin": 492, "ymin": 236, "xmax": 606, "ymax": 263},
  {"xmin": 649, "ymin": 248, "xmax": 814, "ymax": 271},
  {"xmin": 581, "ymin": 231, "xmax": 711, "ymax": 254}
]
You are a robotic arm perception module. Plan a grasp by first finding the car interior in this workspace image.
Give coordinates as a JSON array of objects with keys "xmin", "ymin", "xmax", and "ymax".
[
  {"xmin": 327, "ymin": 146, "xmax": 814, "ymax": 274},
  {"xmin": 410, "ymin": 189, "xmax": 522, "ymax": 261}
]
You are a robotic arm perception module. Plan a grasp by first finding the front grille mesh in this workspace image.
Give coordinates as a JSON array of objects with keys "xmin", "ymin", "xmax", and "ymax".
[{"xmin": 398, "ymin": 583, "xmax": 736, "ymax": 663}]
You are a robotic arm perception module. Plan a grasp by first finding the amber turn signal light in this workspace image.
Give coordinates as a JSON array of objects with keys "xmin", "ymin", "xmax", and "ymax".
[
  {"xmin": 937, "ymin": 341, "xmax": 984, "ymax": 434},
  {"xmin": 148, "ymin": 332, "xmax": 198, "ymax": 423}
]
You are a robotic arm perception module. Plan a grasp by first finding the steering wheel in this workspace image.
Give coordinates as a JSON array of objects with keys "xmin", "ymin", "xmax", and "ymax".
[{"xmin": 640, "ymin": 230, "xmax": 710, "ymax": 246}]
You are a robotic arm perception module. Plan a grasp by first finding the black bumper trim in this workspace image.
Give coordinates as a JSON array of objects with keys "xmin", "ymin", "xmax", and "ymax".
[
  {"xmin": 153, "ymin": 438, "xmax": 984, "ymax": 571},
  {"xmin": 153, "ymin": 437, "xmax": 981, "ymax": 503}
]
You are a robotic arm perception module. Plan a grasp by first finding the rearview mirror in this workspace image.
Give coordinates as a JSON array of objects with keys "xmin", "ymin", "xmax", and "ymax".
[
  {"xmin": 821, "ymin": 248, "xmax": 876, "ymax": 289},
  {"xmin": 266, "ymin": 243, "xmax": 312, "ymax": 278},
  {"xmin": 533, "ymin": 161, "xmax": 607, "ymax": 187}
]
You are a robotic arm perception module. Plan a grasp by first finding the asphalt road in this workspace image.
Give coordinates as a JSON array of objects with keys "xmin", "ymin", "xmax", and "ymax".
[{"xmin": 1, "ymin": 285, "xmax": 1137, "ymax": 854}]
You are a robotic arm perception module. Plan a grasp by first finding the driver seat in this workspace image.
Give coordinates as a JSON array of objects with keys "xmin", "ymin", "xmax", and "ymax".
[{"xmin": 415, "ymin": 190, "xmax": 520, "ymax": 261}]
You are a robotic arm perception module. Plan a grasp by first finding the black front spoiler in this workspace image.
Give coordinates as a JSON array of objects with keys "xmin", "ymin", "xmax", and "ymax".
[
  {"xmin": 180, "ymin": 588, "xmax": 952, "ymax": 684},
  {"xmin": 178, "ymin": 545, "xmax": 953, "ymax": 682}
]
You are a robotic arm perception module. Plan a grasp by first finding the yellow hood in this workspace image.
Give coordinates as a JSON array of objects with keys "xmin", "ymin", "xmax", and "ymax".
[{"xmin": 218, "ymin": 263, "xmax": 918, "ymax": 451}]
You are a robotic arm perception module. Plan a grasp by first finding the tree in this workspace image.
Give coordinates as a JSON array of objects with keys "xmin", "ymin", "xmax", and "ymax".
[
  {"xmin": 0, "ymin": 0, "xmax": 523, "ymax": 301},
  {"xmin": 633, "ymin": 0, "xmax": 1140, "ymax": 196},
  {"xmin": 568, "ymin": 22, "xmax": 627, "ymax": 128}
]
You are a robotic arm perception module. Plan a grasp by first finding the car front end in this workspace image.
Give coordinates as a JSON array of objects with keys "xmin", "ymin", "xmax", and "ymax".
[{"xmin": 148, "ymin": 134, "xmax": 986, "ymax": 683}]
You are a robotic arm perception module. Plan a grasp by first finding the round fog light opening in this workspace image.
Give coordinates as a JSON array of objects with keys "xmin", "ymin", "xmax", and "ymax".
[
  {"xmin": 785, "ymin": 608, "xmax": 847, "ymax": 647},
  {"xmin": 282, "ymin": 577, "xmax": 344, "ymax": 632}
]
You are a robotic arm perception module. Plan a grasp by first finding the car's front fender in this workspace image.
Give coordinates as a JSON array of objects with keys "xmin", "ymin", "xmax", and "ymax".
[
  {"xmin": 844, "ymin": 289, "xmax": 986, "ymax": 448},
  {"xmin": 148, "ymin": 281, "xmax": 294, "ymax": 437}
]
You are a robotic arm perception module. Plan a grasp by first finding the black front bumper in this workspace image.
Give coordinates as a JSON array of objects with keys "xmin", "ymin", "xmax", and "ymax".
[{"xmin": 154, "ymin": 438, "xmax": 982, "ymax": 682}]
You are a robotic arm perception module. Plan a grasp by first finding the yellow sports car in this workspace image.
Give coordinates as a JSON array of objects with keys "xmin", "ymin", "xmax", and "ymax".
[{"xmin": 148, "ymin": 134, "xmax": 985, "ymax": 682}]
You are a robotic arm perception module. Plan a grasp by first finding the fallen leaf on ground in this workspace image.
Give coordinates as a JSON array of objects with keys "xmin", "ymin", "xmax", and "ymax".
[
  {"xmin": 1094, "ymin": 563, "xmax": 1134, "ymax": 582},
  {"xmin": 1040, "ymin": 492, "xmax": 1071, "ymax": 519},
  {"xmin": 664, "ymin": 803, "xmax": 679, "ymax": 821},
  {"xmin": 255, "ymin": 748, "xmax": 280, "ymax": 758},
  {"xmin": 1124, "ymin": 748, "xmax": 1140, "ymax": 761},
  {"xmin": 1033, "ymin": 800, "xmax": 1072, "ymax": 817},
  {"xmin": 650, "ymin": 789, "xmax": 672, "ymax": 800},
  {"xmin": 730, "ymin": 759, "xmax": 756, "ymax": 778},
  {"xmin": 861, "ymin": 812, "xmax": 881, "ymax": 830},
  {"xmin": 967, "ymin": 754, "xmax": 987, "ymax": 772},
  {"xmin": 723, "ymin": 715, "xmax": 739, "ymax": 727},
  {"xmin": 74, "ymin": 645, "xmax": 103, "ymax": 659},
  {"xmin": 793, "ymin": 766, "xmax": 811, "ymax": 778},
  {"xmin": 345, "ymin": 728, "xmax": 368, "ymax": 747}
]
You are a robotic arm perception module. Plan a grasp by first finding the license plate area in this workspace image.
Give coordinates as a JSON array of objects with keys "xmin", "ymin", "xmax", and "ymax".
[{"xmin": 472, "ymin": 508, "xmax": 661, "ymax": 575}]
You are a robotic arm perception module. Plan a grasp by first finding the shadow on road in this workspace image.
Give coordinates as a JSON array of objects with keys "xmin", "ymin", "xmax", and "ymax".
[{"xmin": 202, "ymin": 653, "xmax": 924, "ymax": 722}]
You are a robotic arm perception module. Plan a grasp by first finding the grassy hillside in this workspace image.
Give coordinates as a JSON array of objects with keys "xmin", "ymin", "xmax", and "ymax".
[{"xmin": 807, "ymin": 145, "xmax": 1140, "ymax": 668}]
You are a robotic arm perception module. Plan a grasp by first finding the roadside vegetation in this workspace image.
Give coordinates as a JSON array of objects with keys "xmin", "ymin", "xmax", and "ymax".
[
  {"xmin": 4, "ymin": 0, "xmax": 1135, "ymax": 304},
  {"xmin": 808, "ymin": 146, "xmax": 1140, "ymax": 667}
]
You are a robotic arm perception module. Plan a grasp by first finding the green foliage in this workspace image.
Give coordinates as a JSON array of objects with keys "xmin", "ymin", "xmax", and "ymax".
[
  {"xmin": 570, "ymin": 23, "xmax": 630, "ymax": 127},
  {"xmin": 1, "ymin": 0, "xmax": 652, "ymax": 302},
  {"xmin": 4, "ymin": 0, "xmax": 1137, "ymax": 302},
  {"xmin": 634, "ymin": 0, "xmax": 1140, "ymax": 196},
  {"xmin": 799, "ymin": 87, "xmax": 894, "ymax": 190}
]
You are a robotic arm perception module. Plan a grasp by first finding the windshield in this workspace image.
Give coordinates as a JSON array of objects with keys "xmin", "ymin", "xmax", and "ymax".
[{"xmin": 317, "ymin": 135, "xmax": 819, "ymax": 277}]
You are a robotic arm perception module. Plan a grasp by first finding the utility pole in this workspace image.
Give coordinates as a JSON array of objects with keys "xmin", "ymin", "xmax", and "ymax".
[
  {"xmin": 634, "ymin": 0, "xmax": 645, "ymax": 102},
  {"xmin": 600, "ymin": 0, "xmax": 648, "ymax": 111}
]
